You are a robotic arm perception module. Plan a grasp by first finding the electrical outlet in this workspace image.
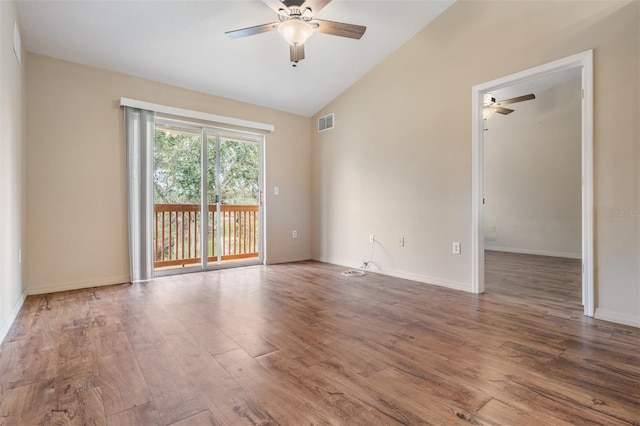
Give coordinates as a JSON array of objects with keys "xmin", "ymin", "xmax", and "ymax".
[
  {"xmin": 369, "ymin": 234, "xmax": 375, "ymax": 243},
  {"xmin": 490, "ymin": 226, "xmax": 496, "ymax": 232},
  {"xmin": 452, "ymin": 242, "xmax": 461, "ymax": 255},
  {"xmin": 292, "ymin": 230, "xmax": 297, "ymax": 238},
  {"xmin": 399, "ymin": 237, "xmax": 405, "ymax": 247}
]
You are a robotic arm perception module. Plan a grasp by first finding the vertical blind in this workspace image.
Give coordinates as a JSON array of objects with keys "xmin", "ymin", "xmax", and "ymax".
[{"xmin": 125, "ymin": 107, "xmax": 155, "ymax": 282}]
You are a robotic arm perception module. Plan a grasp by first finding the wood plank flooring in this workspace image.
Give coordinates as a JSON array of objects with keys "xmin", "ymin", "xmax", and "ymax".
[{"xmin": 1, "ymin": 252, "xmax": 638, "ymax": 425}]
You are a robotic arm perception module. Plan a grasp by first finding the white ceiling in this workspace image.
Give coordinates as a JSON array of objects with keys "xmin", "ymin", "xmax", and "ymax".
[
  {"xmin": 17, "ymin": 0, "xmax": 455, "ymax": 117},
  {"xmin": 492, "ymin": 67, "xmax": 582, "ymax": 102}
]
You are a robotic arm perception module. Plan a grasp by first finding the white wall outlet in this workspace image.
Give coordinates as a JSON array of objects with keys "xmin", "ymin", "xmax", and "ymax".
[
  {"xmin": 452, "ymin": 242, "xmax": 461, "ymax": 255},
  {"xmin": 399, "ymin": 237, "xmax": 405, "ymax": 247},
  {"xmin": 274, "ymin": 186, "xmax": 279, "ymax": 195},
  {"xmin": 369, "ymin": 234, "xmax": 375, "ymax": 243},
  {"xmin": 490, "ymin": 226, "xmax": 496, "ymax": 232},
  {"xmin": 292, "ymin": 230, "xmax": 297, "ymax": 238}
]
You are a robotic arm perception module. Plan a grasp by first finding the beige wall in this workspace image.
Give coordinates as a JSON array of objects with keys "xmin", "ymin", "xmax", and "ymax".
[
  {"xmin": 9, "ymin": 0, "xmax": 640, "ymax": 329},
  {"xmin": 484, "ymin": 78, "xmax": 582, "ymax": 258},
  {"xmin": 26, "ymin": 54, "xmax": 311, "ymax": 294},
  {"xmin": 311, "ymin": 1, "xmax": 639, "ymax": 324},
  {"xmin": 0, "ymin": 0, "xmax": 27, "ymax": 340}
]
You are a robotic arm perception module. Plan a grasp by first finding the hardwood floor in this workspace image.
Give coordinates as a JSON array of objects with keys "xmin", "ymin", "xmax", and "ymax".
[{"xmin": 1, "ymin": 253, "xmax": 638, "ymax": 425}]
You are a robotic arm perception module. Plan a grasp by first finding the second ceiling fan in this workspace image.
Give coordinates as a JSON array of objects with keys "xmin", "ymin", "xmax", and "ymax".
[
  {"xmin": 483, "ymin": 93, "xmax": 536, "ymax": 119},
  {"xmin": 225, "ymin": 0, "xmax": 366, "ymax": 66}
]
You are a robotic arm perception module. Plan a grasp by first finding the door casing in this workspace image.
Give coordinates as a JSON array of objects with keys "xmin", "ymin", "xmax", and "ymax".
[{"xmin": 470, "ymin": 50, "xmax": 594, "ymax": 317}]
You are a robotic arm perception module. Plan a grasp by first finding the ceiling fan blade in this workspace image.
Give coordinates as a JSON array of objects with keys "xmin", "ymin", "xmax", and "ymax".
[
  {"xmin": 262, "ymin": 0, "xmax": 290, "ymax": 16},
  {"xmin": 497, "ymin": 93, "xmax": 535, "ymax": 106},
  {"xmin": 495, "ymin": 107, "xmax": 514, "ymax": 115},
  {"xmin": 311, "ymin": 19, "xmax": 366, "ymax": 39},
  {"xmin": 300, "ymin": 0, "xmax": 332, "ymax": 15},
  {"xmin": 290, "ymin": 43, "xmax": 305, "ymax": 62},
  {"xmin": 225, "ymin": 23, "xmax": 277, "ymax": 39}
]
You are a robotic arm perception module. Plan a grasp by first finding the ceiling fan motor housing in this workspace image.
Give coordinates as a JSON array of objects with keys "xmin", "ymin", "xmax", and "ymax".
[
  {"xmin": 282, "ymin": 0, "xmax": 306, "ymax": 8},
  {"xmin": 483, "ymin": 93, "xmax": 496, "ymax": 106}
]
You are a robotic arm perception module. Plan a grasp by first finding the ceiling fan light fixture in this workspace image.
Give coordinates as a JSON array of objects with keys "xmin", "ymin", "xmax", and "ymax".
[
  {"xmin": 278, "ymin": 18, "xmax": 313, "ymax": 46},
  {"xmin": 483, "ymin": 107, "xmax": 496, "ymax": 120}
]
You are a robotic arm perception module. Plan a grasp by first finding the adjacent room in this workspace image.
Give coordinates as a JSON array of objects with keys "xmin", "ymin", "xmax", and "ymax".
[
  {"xmin": 1, "ymin": 0, "xmax": 638, "ymax": 424},
  {"xmin": 483, "ymin": 71, "xmax": 584, "ymax": 311}
]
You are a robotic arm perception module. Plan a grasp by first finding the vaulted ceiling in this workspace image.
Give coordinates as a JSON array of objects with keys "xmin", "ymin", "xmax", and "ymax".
[{"xmin": 16, "ymin": 0, "xmax": 456, "ymax": 116}]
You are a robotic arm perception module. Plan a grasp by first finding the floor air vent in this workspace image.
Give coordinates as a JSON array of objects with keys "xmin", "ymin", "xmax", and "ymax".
[{"xmin": 318, "ymin": 113, "xmax": 334, "ymax": 132}]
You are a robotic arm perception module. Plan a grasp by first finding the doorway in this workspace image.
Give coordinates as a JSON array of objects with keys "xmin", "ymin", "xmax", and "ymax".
[
  {"xmin": 471, "ymin": 50, "xmax": 594, "ymax": 317},
  {"xmin": 153, "ymin": 118, "xmax": 264, "ymax": 275}
]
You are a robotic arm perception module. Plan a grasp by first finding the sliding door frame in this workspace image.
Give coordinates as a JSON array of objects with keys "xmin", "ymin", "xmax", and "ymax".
[
  {"xmin": 154, "ymin": 117, "xmax": 265, "ymax": 278},
  {"xmin": 202, "ymin": 128, "xmax": 265, "ymax": 271}
]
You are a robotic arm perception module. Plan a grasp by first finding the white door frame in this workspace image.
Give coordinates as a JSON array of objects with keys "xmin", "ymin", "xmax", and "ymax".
[
  {"xmin": 153, "ymin": 118, "xmax": 265, "ymax": 278},
  {"xmin": 471, "ymin": 50, "xmax": 594, "ymax": 317}
]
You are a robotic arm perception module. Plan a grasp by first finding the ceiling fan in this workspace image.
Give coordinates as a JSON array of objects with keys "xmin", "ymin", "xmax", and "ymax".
[
  {"xmin": 225, "ymin": 0, "xmax": 366, "ymax": 67},
  {"xmin": 483, "ymin": 93, "xmax": 536, "ymax": 119}
]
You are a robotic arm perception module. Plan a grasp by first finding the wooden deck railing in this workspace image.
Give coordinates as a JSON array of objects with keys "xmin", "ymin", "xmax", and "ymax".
[{"xmin": 154, "ymin": 203, "xmax": 259, "ymax": 268}]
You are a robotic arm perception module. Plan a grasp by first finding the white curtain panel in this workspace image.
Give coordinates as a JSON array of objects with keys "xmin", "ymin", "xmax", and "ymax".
[{"xmin": 125, "ymin": 107, "xmax": 155, "ymax": 282}]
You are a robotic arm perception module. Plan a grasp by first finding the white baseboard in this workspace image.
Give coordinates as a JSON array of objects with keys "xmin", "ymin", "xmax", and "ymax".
[
  {"xmin": 376, "ymin": 266, "xmax": 470, "ymax": 292},
  {"xmin": 595, "ymin": 308, "xmax": 640, "ymax": 328},
  {"xmin": 485, "ymin": 245, "xmax": 581, "ymax": 259},
  {"xmin": 27, "ymin": 275, "xmax": 131, "ymax": 295},
  {"xmin": 0, "ymin": 290, "xmax": 27, "ymax": 345},
  {"xmin": 313, "ymin": 256, "xmax": 470, "ymax": 293}
]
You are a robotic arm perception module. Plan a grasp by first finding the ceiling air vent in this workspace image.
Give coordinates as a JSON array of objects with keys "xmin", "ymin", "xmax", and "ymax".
[{"xmin": 318, "ymin": 113, "xmax": 334, "ymax": 132}]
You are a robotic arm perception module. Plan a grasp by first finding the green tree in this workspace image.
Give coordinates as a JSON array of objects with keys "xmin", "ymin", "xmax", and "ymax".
[
  {"xmin": 154, "ymin": 130, "xmax": 259, "ymax": 206},
  {"xmin": 154, "ymin": 130, "xmax": 201, "ymax": 204},
  {"xmin": 218, "ymin": 139, "xmax": 259, "ymax": 205}
]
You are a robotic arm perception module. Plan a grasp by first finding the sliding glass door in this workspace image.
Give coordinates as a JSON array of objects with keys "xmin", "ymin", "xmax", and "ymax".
[
  {"xmin": 206, "ymin": 132, "xmax": 261, "ymax": 267},
  {"xmin": 153, "ymin": 125, "xmax": 203, "ymax": 271},
  {"xmin": 153, "ymin": 119, "xmax": 263, "ymax": 274}
]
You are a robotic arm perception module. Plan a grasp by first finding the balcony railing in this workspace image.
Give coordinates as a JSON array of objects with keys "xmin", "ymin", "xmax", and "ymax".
[{"xmin": 154, "ymin": 203, "xmax": 259, "ymax": 269}]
